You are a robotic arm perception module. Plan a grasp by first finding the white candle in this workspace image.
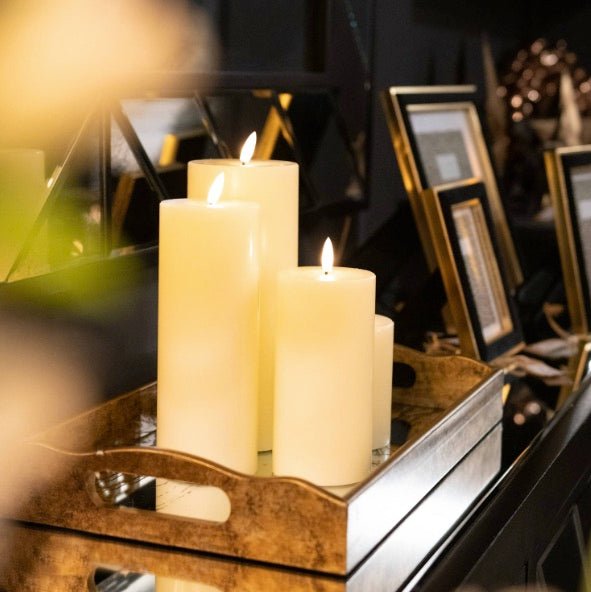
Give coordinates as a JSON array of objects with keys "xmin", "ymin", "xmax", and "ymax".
[
  {"xmin": 373, "ymin": 315, "xmax": 394, "ymax": 450},
  {"xmin": 187, "ymin": 134, "xmax": 298, "ymax": 451},
  {"xmin": 273, "ymin": 239, "xmax": 376, "ymax": 486},
  {"xmin": 157, "ymin": 180, "xmax": 260, "ymax": 474}
]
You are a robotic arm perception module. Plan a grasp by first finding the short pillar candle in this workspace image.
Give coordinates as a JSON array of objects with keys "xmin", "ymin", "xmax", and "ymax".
[{"xmin": 372, "ymin": 315, "xmax": 394, "ymax": 450}]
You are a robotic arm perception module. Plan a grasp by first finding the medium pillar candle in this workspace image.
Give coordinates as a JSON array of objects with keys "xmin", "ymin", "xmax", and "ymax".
[
  {"xmin": 373, "ymin": 315, "xmax": 394, "ymax": 450},
  {"xmin": 273, "ymin": 242, "xmax": 376, "ymax": 486},
  {"xmin": 157, "ymin": 197, "xmax": 260, "ymax": 474},
  {"xmin": 188, "ymin": 156, "xmax": 298, "ymax": 451}
]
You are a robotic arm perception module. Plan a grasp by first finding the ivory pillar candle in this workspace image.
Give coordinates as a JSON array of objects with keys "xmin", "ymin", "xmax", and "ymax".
[
  {"xmin": 373, "ymin": 315, "xmax": 394, "ymax": 450},
  {"xmin": 273, "ymin": 240, "xmax": 376, "ymax": 486},
  {"xmin": 188, "ymin": 145, "xmax": 298, "ymax": 452},
  {"xmin": 157, "ymin": 193, "xmax": 260, "ymax": 474}
]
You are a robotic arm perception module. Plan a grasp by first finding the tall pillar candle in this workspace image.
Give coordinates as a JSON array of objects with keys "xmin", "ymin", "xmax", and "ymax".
[
  {"xmin": 188, "ymin": 151, "xmax": 298, "ymax": 451},
  {"xmin": 273, "ymin": 240, "xmax": 376, "ymax": 486},
  {"xmin": 373, "ymin": 315, "xmax": 394, "ymax": 450},
  {"xmin": 157, "ymin": 195, "xmax": 260, "ymax": 474}
]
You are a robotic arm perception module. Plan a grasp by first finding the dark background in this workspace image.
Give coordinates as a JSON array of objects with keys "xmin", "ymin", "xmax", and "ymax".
[{"xmin": 193, "ymin": 0, "xmax": 591, "ymax": 244}]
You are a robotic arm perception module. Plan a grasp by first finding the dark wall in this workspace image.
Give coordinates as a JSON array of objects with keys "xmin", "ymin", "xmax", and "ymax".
[{"xmin": 358, "ymin": 0, "xmax": 521, "ymax": 243}]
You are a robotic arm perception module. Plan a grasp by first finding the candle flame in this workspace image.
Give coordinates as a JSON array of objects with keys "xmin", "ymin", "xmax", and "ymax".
[
  {"xmin": 207, "ymin": 172, "xmax": 224, "ymax": 205},
  {"xmin": 240, "ymin": 131, "xmax": 257, "ymax": 165},
  {"xmin": 321, "ymin": 237, "xmax": 334, "ymax": 274}
]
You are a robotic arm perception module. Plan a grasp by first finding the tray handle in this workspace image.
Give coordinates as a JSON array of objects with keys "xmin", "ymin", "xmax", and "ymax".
[
  {"xmin": 25, "ymin": 443, "xmax": 348, "ymax": 571},
  {"xmin": 393, "ymin": 343, "xmax": 494, "ymax": 407}
]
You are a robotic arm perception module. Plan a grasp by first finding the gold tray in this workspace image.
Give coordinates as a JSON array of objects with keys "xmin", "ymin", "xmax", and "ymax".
[
  {"xmin": 12, "ymin": 345, "xmax": 503, "ymax": 576},
  {"xmin": 2, "ymin": 424, "xmax": 502, "ymax": 591}
]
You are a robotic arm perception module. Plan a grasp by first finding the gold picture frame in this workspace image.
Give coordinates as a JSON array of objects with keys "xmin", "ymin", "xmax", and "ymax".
[
  {"xmin": 424, "ymin": 179, "xmax": 524, "ymax": 361},
  {"xmin": 570, "ymin": 339, "xmax": 591, "ymax": 392},
  {"xmin": 545, "ymin": 145, "xmax": 591, "ymax": 336},
  {"xmin": 557, "ymin": 339, "xmax": 591, "ymax": 408},
  {"xmin": 382, "ymin": 85, "xmax": 523, "ymax": 291}
]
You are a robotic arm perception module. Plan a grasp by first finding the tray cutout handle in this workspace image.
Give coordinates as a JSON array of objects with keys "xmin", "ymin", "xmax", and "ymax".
[
  {"xmin": 392, "ymin": 360, "xmax": 416, "ymax": 388},
  {"xmin": 393, "ymin": 343, "xmax": 494, "ymax": 408},
  {"xmin": 87, "ymin": 458, "xmax": 233, "ymax": 523},
  {"xmin": 90, "ymin": 567, "xmax": 224, "ymax": 591}
]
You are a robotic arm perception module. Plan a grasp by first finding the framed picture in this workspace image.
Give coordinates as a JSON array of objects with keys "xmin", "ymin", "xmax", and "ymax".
[
  {"xmin": 545, "ymin": 145, "xmax": 591, "ymax": 335},
  {"xmin": 423, "ymin": 179, "xmax": 524, "ymax": 361},
  {"xmin": 382, "ymin": 85, "xmax": 523, "ymax": 291}
]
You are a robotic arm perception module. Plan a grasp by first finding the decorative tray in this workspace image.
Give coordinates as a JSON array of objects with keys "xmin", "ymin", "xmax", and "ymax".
[
  {"xmin": 3, "ymin": 424, "xmax": 502, "ymax": 591},
  {"xmin": 12, "ymin": 345, "xmax": 503, "ymax": 576}
]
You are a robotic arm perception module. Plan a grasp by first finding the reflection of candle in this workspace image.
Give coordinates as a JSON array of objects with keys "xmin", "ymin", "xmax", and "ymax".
[
  {"xmin": 156, "ymin": 479, "xmax": 230, "ymax": 522},
  {"xmin": 156, "ymin": 576, "xmax": 222, "ymax": 592},
  {"xmin": 157, "ymin": 176, "xmax": 260, "ymax": 474},
  {"xmin": 187, "ymin": 134, "xmax": 298, "ymax": 452},
  {"xmin": 0, "ymin": 149, "xmax": 46, "ymax": 280},
  {"xmin": 273, "ymin": 239, "xmax": 376, "ymax": 486},
  {"xmin": 373, "ymin": 315, "xmax": 394, "ymax": 450}
]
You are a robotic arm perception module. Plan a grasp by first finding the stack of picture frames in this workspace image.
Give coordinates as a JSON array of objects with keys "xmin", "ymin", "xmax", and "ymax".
[
  {"xmin": 382, "ymin": 85, "xmax": 523, "ymax": 294},
  {"xmin": 382, "ymin": 85, "xmax": 584, "ymax": 395},
  {"xmin": 545, "ymin": 145, "xmax": 591, "ymax": 395},
  {"xmin": 382, "ymin": 85, "xmax": 525, "ymax": 365}
]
